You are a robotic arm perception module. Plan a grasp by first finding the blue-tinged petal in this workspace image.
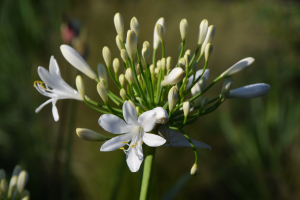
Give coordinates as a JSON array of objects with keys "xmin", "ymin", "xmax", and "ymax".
[
  {"xmin": 100, "ymin": 133, "xmax": 133, "ymax": 152},
  {"xmin": 143, "ymin": 133, "xmax": 166, "ymax": 147},
  {"xmin": 126, "ymin": 147, "xmax": 143, "ymax": 172},
  {"xmin": 99, "ymin": 114, "xmax": 133, "ymax": 134}
]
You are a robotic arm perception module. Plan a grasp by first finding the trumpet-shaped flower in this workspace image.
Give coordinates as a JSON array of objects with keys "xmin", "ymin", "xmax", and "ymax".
[
  {"xmin": 99, "ymin": 101, "xmax": 166, "ymax": 172},
  {"xmin": 34, "ymin": 56, "xmax": 82, "ymax": 121}
]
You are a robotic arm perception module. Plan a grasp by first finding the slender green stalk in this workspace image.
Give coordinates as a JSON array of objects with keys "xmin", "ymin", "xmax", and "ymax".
[
  {"xmin": 83, "ymin": 98, "xmax": 110, "ymax": 114},
  {"xmin": 176, "ymin": 40, "xmax": 185, "ymax": 67},
  {"xmin": 180, "ymin": 129, "xmax": 198, "ymax": 164},
  {"xmin": 152, "ymin": 49, "xmax": 157, "ymax": 66},
  {"xmin": 162, "ymin": 41, "xmax": 165, "ymax": 58}
]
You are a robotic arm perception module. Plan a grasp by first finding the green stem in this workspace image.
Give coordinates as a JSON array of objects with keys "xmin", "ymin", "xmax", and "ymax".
[
  {"xmin": 162, "ymin": 41, "xmax": 165, "ymax": 58},
  {"xmin": 152, "ymin": 49, "xmax": 157, "ymax": 66}
]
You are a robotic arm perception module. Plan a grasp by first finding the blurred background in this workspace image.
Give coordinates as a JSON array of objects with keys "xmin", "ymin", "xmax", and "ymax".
[{"xmin": 1, "ymin": 0, "xmax": 300, "ymax": 199}]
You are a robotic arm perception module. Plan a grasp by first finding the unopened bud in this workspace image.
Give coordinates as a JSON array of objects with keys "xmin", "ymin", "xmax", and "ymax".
[
  {"xmin": 7, "ymin": 176, "xmax": 17, "ymax": 199},
  {"xmin": 120, "ymin": 88, "xmax": 127, "ymax": 100},
  {"xmin": 136, "ymin": 107, "xmax": 140, "ymax": 116},
  {"xmin": 198, "ymin": 19, "xmax": 208, "ymax": 45},
  {"xmin": 136, "ymin": 63, "xmax": 141, "ymax": 75},
  {"xmin": 143, "ymin": 41, "xmax": 150, "ymax": 49},
  {"xmin": 114, "ymin": 13, "xmax": 125, "ymax": 41},
  {"xmin": 191, "ymin": 83, "xmax": 202, "ymax": 107},
  {"xmin": 76, "ymin": 75, "xmax": 85, "ymax": 99},
  {"xmin": 183, "ymin": 101, "xmax": 190, "ymax": 117},
  {"xmin": 161, "ymin": 58, "xmax": 166, "ymax": 70},
  {"xmin": 168, "ymin": 86, "xmax": 179, "ymax": 112},
  {"xmin": 205, "ymin": 43, "xmax": 213, "ymax": 61},
  {"xmin": 76, "ymin": 128, "xmax": 107, "ymax": 141},
  {"xmin": 178, "ymin": 57, "xmax": 186, "ymax": 69},
  {"xmin": 125, "ymin": 68, "xmax": 134, "ymax": 84},
  {"xmin": 142, "ymin": 47, "xmax": 150, "ymax": 63},
  {"xmin": 153, "ymin": 107, "xmax": 169, "ymax": 124},
  {"xmin": 153, "ymin": 17, "xmax": 165, "ymax": 49},
  {"xmin": 156, "ymin": 24, "xmax": 164, "ymax": 42},
  {"xmin": 113, "ymin": 58, "xmax": 120, "ymax": 74},
  {"xmin": 150, "ymin": 65, "xmax": 155, "ymax": 74},
  {"xmin": 190, "ymin": 163, "xmax": 198, "ymax": 176},
  {"xmin": 156, "ymin": 60, "xmax": 161, "ymax": 68},
  {"xmin": 185, "ymin": 49, "xmax": 192, "ymax": 57},
  {"xmin": 97, "ymin": 80, "xmax": 108, "ymax": 103},
  {"xmin": 221, "ymin": 78, "xmax": 233, "ymax": 98},
  {"xmin": 166, "ymin": 57, "xmax": 172, "ymax": 71},
  {"xmin": 184, "ymin": 54, "xmax": 190, "ymax": 67},
  {"xmin": 126, "ymin": 30, "xmax": 137, "ymax": 61},
  {"xmin": 116, "ymin": 35, "xmax": 123, "ymax": 51},
  {"xmin": 120, "ymin": 49, "xmax": 129, "ymax": 63},
  {"xmin": 155, "ymin": 67, "xmax": 160, "ymax": 75},
  {"xmin": 17, "ymin": 171, "xmax": 28, "ymax": 193},
  {"xmin": 200, "ymin": 25, "xmax": 215, "ymax": 56},
  {"xmin": 220, "ymin": 57, "xmax": 255, "ymax": 78},
  {"xmin": 130, "ymin": 17, "xmax": 140, "ymax": 40},
  {"xmin": 228, "ymin": 83, "xmax": 271, "ymax": 99},
  {"xmin": 161, "ymin": 68, "xmax": 186, "ymax": 86},
  {"xmin": 97, "ymin": 63, "xmax": 108, "ymax": 87},
  {"xmin": 119, "ymin": 74, "xmax": 125, "ymax": 88},
  {"xmin": 180, "ymin": 19, "xmax": 188, "ymax": 40},
  {"xmin": 102, "ymin": 46, "xmax": 111, "ymax": 67},
  {"xmin": 1, "ymin": 179, "xmax": 7, "ymax": 195}
]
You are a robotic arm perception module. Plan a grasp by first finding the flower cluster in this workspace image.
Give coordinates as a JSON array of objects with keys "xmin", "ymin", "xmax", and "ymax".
[
  {"xmin": 34, "ymin": 13, "xmax": 270, "ymax": 173},
  {"xmin": 0, "ymin": 166, "xmax": 29, "ymax": 200}
]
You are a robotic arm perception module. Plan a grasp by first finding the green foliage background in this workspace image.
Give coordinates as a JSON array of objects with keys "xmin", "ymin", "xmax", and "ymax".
[{"xmin": 0, "ymin": 0, "xmax": 300, "ymax": 199}]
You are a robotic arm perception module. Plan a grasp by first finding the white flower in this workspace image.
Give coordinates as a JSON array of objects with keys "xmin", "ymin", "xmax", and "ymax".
[
  {"xmin": 158, "ymin": 125, "xmax": 211, "ymax": 149},
  {"xmin": 99, "ymin": 101, "xmax": 166, "ymax": 172},
  {"xmin": 152, "ymin": 107, "xmax": 169, "ymax": 124},
  {"xmin": 228, "ymin": 83, "xmax": 270, "ymax": 98},
  {"xmin": 34, "ymin": 56, "xmax": 82, "ymax": 121},
  {"xmin": 186, "ymin": 69, "xmax": 210, "ymax": 90}
]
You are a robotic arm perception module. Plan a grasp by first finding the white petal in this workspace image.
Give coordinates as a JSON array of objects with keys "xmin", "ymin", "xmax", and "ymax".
[
  {"xmin": 38, "ymin": 67, "xmax": 64, "ymax": 90},
  {"xmin": 98, "ymin": 114, "xmax": 133, "ymax": 134},
  {"xmin": 126, "ymin": 147, "xmax": 143, "ymax": 172},
  {"xmin": 143, "ymin": 133, "xmax": 166, "ymax": 147},
  {"xmin": 52, "ymin": 99, "xmax": 59, "ymax": 121},
  {"xmin": 49, "ymin": 56, "xmax": 61, "ymax": 78},
  {"xmin": 221, "ymin": 57, "xmax": 255, "ymax": 77},
  {"xmin": 35, "ymin": 99, "xmax": 53, "ymax": 113},
  {"xmin": 228, "ymin": 83, "xmax": 271, "ymax": 98},
  {"xmin": 100, "ymin": 133, "xmax": 133, "ymax": 152},
  {"xmin": 138, "ymin": 111, "xmax": 157, "ymax": 132},
  {"xmin": 123, "ymin": 101, "xmax": 138, "ymax": 126},
  {"xmin": 60, "ymin": 45, "xmax": 97, "ymax": 80}
]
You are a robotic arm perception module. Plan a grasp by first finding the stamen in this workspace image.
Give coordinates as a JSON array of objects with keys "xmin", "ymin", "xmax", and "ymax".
[
  {"xmin": 122, "ymin": 141, "xmax": 127, "ymax": 143},
  {"xmin": 119, "ymin": 147, "xmax": 125, "ymax": 150},
  {"xmin": 34, "ymin": 81, "xmax": 46, "ymax": 89}
]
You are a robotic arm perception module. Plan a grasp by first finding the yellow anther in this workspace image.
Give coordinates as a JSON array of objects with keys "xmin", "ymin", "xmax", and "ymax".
[
  {"xmin": 33, "ymin": 81, "xmax": 46, "ymax": 89},
  {"xmin": 122, "ymin": 141, "xmax": 127, "ymax": 143},
  {"xmin": 131, "ymin": 144, "xmax": 135, "ymax": 148},
  {"xmin": 119, "ymin": 147, "xmax": 125, "ymax": 150}
]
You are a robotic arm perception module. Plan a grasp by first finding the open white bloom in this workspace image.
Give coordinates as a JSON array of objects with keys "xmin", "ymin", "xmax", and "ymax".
[
  {"xmin": 158, "ymin": 126, "xmax": 211, "ymax": 149},
  {"xmin": 186, "ymin": 69, "xmax": 210, "ymax": 90},
  {"xmin": 34, "ymin": 56, "xmax": 82, "ymax": 121},
  {"xmin": 228, "ymin": 83, "xmax": 271, "ymax": 98},
  {"xmin": 99, "ymin": 101, "xmax": 166, "ymax": 172}
]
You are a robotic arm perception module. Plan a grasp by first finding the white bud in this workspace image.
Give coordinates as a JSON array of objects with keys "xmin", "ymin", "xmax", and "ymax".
[
  {"xmin": 143, "ymin": 41, "xmax": 150, "ymax": 49},
  {"xmin": 221, "ymin": 78, "xmax": 233, "ymax": 98},
  {"xmin": 136, "ymin": 63, "xmax": 141, "ymax": 75},
  {"xmin": 60, "ymin": 45, "xmax": 97, "ymax": 80},
  {"xmin": 156, "ymin": 24, "xmax": 164, "ymax": 42},
  {"xmin": 153, "ymin": 107, "xmax": 169, "ymax": 124},
  {"xmin": 120, "ymin": 49, "xmax": 129, "ymax": 63},
  {"xmin": 114, "ymin": 13, "xmax": 125, "ymax": 41},
  {"xmin": 168, "ymin": 86, "xmax": 179, "ymax": 112},
  {"xmin": 130, "ymin": 17, "xmax": 140, "ymax": 40},
  {"xmin": 113, "ymin": 58, "xmax": 120, "ymax": 74},
  {"xmin": 185, "ymin": 49, "xmax": 192, "ymax": 57},
  {"xmin": 191, "ymin": 83, "xmax": 202, "ymax": 107},
  {"xmin": 200, "ymin": 25, "xmax": 215, "ymax": 56},
  {"xmin": 17, "ymin": 171, "xmax": 28, "ymax": 193},
  {"xmin": 205, "ymin": 43, "xmax": 213, "ymax": 61},
  {"xmin": 155, "ymin": 67, "xmax": 159, "ymax": 75},
  {"xmin": 156, "ymin": 60, "xmax": 161, "ymax": 68},
  {"xmin": 150, "ymin": 65, "xmax": 155, "ymax": 74},
  {"xmin": 97, "ymin": 80, "xmax": 108, "ymax": 103},
  {"xmin": 7, "ymin": 176, "xmax": 17, "ymax": 199},
  {"xmin": 161, "ymin": 58, "xmax": 166, "ymax": 70},
  {"xmin": 161, "ymin": 68, "xmax": 186, "ymax": 86},
  {"xmin": 166, "ymin": 57, "xmax": 172, "ymax": 71},
  {"xmin": 97, "ymin": 63, "xmax": 108, "ymax": 87},
  {"xmin": 1, "ymin": 179, "xmax": 8, "ymax": 195},
  {"xmin": 126, "ymin": 30, "xmax": 137, "ymax": 61},
  {"xmin": 116, "ymin": 35, "xmax": 123, "ymax": 51},
  {"xmin": 120, "ymin": 88, "xmax": 127, "ymax": 100},
  {"xmin": 125, "ymin": 68, "xmax": 134, "ymax": 84},
  {"xmin": 228, "ymin": 83, "xmax": 271, "ymax": 98},
  {"xmin": 153, "ymin": 17, "xmax": 165, "ymax": 49},
  {"xmin": 198, "ymin": 19, "xmax": 208, "ymax": 45},
  {"xmin": 119, "ymin": 74, "xmax": 125, "ymax": 87},
  {"xmin": 183, "ymin": 101, "xmax": 190, "ymax": 117},
  {"xmin": 142, "ymin": 47, "xmax": 150, "ymax": 63},
  {"xmin": 180, "ymin": 19, "xmax": 188, "ymax": 40},
  {"xmin": 76, "ymin": 128, "xmax": 106, "ymax": 141},
  {"xmin": 190, "ymin": 163, "xmax": 198, "ymax": 176},
  {"xmin": 178, "ymin": 57, "xmax": 186, "ymax": 69},
  {"xmin": 102, "ymin": 46, "xmax": 111, "ymax": 67},
  {"xmin": 75, "ymin": 75, "xmax": 85, "ymax": 99},
  {"xmin": 184, "ymin": 54, "xmax": 190, "ymax": 67},
  {"xmin": 220, "ymin": 57, "xmax": 255, "ymax": 77}
]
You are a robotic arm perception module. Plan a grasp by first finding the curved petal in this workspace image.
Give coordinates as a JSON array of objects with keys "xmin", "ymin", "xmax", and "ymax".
[
  {"xmin": 138, "ymin": 110, "xmax": 156, "ymax": 132},
  {"xmin": 38, "ymin": 67, "xmax": 65, "ymax": 90},
  {"xmin": 49, "ymin": 56, "xmax": 61, "ymax": 78},
  {"xmin": 123, "ymin": 101, "xmax": 138, "ymax": 126},
  {"xmin": 99, "ymin": 114, "xmax": 133, "ymax": 134},
  {"xmin": 126, "ymin": 147, "xmax": 143, "ymax": 172},
  {"xmin": 100, "ymin": 133, "xmax": 133, "ymax": 152},
  {"xmin": 35, "ymin": 99, "xmax": 53, "ymax": 113},
  {"xmin": 52, "ymin": 99, "xmax": 59, "ymax": 121},
  {"xmin": 143, "ymin": 133, "xmax": 166, "ymax": 147}
]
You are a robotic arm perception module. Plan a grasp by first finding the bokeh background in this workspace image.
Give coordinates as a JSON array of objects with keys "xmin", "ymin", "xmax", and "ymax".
[{"xmin": 1, "ymin": 0, "xmax": 300, "ymax": 199}]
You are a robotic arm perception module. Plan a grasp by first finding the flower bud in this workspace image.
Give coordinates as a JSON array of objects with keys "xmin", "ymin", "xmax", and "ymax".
[
  {"xmin": 114, "ymin": 13, "xmax": 125, "ymax": 41},
  {"xmin": 97, "ymin": 63, "xmax": 108, "ymax": 87},
  {"xmin": 161, "ymin": 68, "xmax": 186, "ymax": 86},
  {"xmin": 183, "ymin": 101, "xmax": 190, "ymax": 117},
  {"xmin": 168, "ymin": 86, "xmax": 179, "ymax": 112},
  {"xmin": 221, "ymin": 78, "xmax": 233, "ymax": 98},
  {"xmin": 200, "ymin": 25, "xmax": 215, "ymax": 56},
  {"xmin": 191, "ymin": 61, "xmax": 198, "ymax": 73},
  {"xmin": 76, "ymin": 75, "xmax": 85, "ymax": 99},
  {"xmin": 116, "ymin": 35, "xmax": 123, "ymax": 51},
  {"xmin": 130, "ymin": 17, "xmax": 140, "ymax": 40},
  {"xmin": 143, "ymin": 41, "xmax": 150, "ymax": 49},
  {"xmin": 156, "ymin": 24, "xmax": 164, "ymax": 42},
  {"xmin": 1, "ymin": 179, "xmax": 7, "ymax": 195},
  {"xmin": 76, "ymin": 128, "xmax": 107, "ymax": 141},
  {"xmin": 185, "ymin": 49, "xmax": 192, "ymax": 57},
  {"xmin": 17, "ymin": 171, "xmax": 28, "ymax": 193},
  {"xmin": 166, "ymin": 57, "xmax": 172, "ymax": 71},
  {"xmin": 228, "ymin": 83, "xmax": 270, "ymax": 98},
  {"xmin": 120, "ymin": 49, "xmax": 129, "ymax": 63},
  {"xmin": 136, "ymin": 63, "xmax": 141, "ymax": 75},
  {"xmin": 198, "ymin": 19, "xmax": 208, "ymax": 45},
  {"xmin": 220, "ymin": 57, "xmax": 255, "ymax": 77},
  {"xmin": 161, "ymin": 58, "xmax": 166, "ymax": 70},
  {"xmin": 7, "ymin": 176, "xmax": 17, "ymax": 199},
  {"xmin": 191, "ymin": 83, "xmax": 202, "ymax": 107},
  {"xmin": 142, "ymin": 47, "xmax": 150, "ymax": 63},
  {"xmin": 102, "ymin": 46, "xmax": 111, "ymax": 67},
  {"xmin": 179, "ymin": 19, "xmax": 188, "ymax": 40},
  {"xmin": 126, "ymin": 30, "xmax": 137, "ymax": 61},
  {"xmin": 156, "ymin": 60, "xmax": 161, "ymax": 68},
  {"xmin": 153, "ymin": 17, "xmax": 165, "ymax": 49},
  {"xmin": 190, "ymin": 163, "xmax": 198, "ymax": 176},
  {"xmin": 120, "ymin": 88, "xmax": 126, "ymax": 100},
  {"xmin": 155, "ymin": 67, "xmax": 160, "ymax": 75},
  {"xmin": 119, "ymin": 74, "xmax": 125, "ymax": 88},
  {"xmin": 153, "ymin": 107, "xmax": 169, "ymax": 124},
  {"xmin": 184, "ymin": 54, "xmax": 190, "ymax": 68},
  {"xmin": 137, "ymin": 75, "xmax": 142, "ymax": 86},
  {"xmin": 97, "ymin": 80, "xmax": 108, "ymax": 103},
  {"xmin": 125, "ymin": 68, "xmax": 134, "ymax": 84},
  {"xmin": 178, "ymin": 57, "xmax": 186, "ymax": 69},
  {"xmin": 12, "ymin": 166, "xmax": 22, "ymax": 176},
  {"xmin": 113, "ymin": 58, "xmax": 120, "ymax": 74},
  {"xmin": 201, "ymin": 97, "xmax": 209, "ymax": 109},
  {"xmin": 150, "ymin": 65, "xmax": 155, "ymax": 74},
  {"xmin": 60, "ymin": 45, "xmax": 97, "ymax": 80},
  {"xmin": 204, "ymin": 43, "xmax": 213, "ymax": 61}
]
